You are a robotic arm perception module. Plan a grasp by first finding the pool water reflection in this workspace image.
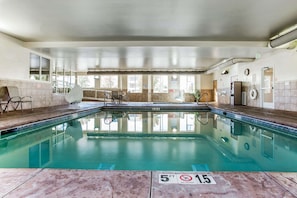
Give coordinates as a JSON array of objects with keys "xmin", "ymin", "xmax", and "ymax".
[{"xmin": 0, "ymin": 110, "xmax": 297, "ymax": 172}]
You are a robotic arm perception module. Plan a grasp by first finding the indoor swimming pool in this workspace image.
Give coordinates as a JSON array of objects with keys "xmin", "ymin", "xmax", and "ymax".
[{"xmin": 1, "ymin": 110, "xmax": 297, "ymax": 172}]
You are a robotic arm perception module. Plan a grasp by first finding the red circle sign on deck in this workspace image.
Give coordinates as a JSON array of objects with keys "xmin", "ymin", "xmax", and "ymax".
[{"xmin": 179, "ymin": 174, "xmax": 192, "ymax": 182}]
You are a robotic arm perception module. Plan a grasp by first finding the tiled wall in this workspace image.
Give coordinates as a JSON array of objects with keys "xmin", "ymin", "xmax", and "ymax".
[
  {"xmin": 0, "ymin": 79, "xmax": 67, "ymax": 111},
  {"xmin": 243, "ymin": 80, "xmax": 297, "ymax": 111},
  {"xmin": 217, "ymin": 80, "xmax": 297, "ymax": 111},
  {"xmin": 242, "ymin": 84, "xmax": 261, "ymax": 107},
  {"xmin": 217, "ymin": 88, "xmax": 230, "ymax": 104},
  {"xmin": 129, "ymin": 90, "xmax": 149, "ymax": 102},
  {"xmin": 274, "ymin": 80, "xmax": 297, "ymax": 111}
]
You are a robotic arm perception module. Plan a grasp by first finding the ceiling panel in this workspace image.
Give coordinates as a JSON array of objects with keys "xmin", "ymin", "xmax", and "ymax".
[{"xmin": 1, "ymin": 0, "xmax": 296, "ymax": 72}]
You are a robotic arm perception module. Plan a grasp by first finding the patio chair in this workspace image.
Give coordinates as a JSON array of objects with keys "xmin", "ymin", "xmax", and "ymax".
[
  {"xmin": 111, "ymin": 90, "xmax": 121, "ymax": 104},
  {"xmin": 0, "ymin": 87, "xmax": 7, "ymax": 113},
  {"xmin": 65, "ymin": 85, "xmax": 83, "ymax": 104},
  {"xmin": 111, "ymin": 90, "xmax": 128, "ymax": 104},
  {"xmin": 0, "ymin": 100, "xmax": 8, "ymax": 114},
  {"xmin": 3, "ymin": 86, "xmax": 33, "ymax": 112}
]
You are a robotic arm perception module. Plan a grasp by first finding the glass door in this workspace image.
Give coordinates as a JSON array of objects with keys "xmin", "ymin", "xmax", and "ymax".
[{"xmin": 261, "ymin": 67, "xmax": 274, "ymax": 109}]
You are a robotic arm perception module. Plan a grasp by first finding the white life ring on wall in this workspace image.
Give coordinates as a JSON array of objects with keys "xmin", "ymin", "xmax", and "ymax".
[{"xmin": 249, "ymin": 89, "xmax": 258, "ymax": 100}]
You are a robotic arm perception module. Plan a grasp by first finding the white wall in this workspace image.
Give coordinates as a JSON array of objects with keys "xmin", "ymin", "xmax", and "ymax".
[
  {"xmin": 0, "ymin": 33, "xmax": 67, "ymax": 108},
  {"xmin": 215, "ymin": 49, "xmax": 297, "ymax": 89},
  {"xmin": 0, "ymin": 33, "xmax": 30, "ymax": 80},
  {"xmin": 238, "ymin": 50, "xmax": 297, "ymax": 83}
]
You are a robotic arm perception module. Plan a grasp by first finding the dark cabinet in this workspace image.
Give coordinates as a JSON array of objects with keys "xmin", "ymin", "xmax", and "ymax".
[{"xmin": 230, "ymin": 81, "xmax": 242, "ymax": 105}]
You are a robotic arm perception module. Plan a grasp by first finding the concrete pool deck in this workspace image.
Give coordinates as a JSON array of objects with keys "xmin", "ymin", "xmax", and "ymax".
[
  {"xmin": 0, "ymin": 102, "xmax": 297, "ymax": 197},
  {"xmin": 0, "ymin": 169, "xmax": 296, "ymax": 197}
]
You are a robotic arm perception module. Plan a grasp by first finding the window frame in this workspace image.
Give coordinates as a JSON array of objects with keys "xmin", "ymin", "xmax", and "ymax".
[
  {"xmin": 30, "ymin": 53, "xmax": 50, "ymax": 81},
  {"xmin": 100, "ymin": 75, "xmax": 119, "ymax": 89},
  {"xmin": 77, "ymin": 75, "xmax": 95, "ymax": 88},
  {"xmin": 180, "ymin": 75, "xmax": 195, "ymax": 93},
  {"xmin": 127, "ymin": 75, "xmax": 143, "ymax": 93},
  {"xmin": 153, "ymin": 75, "xmax": 168, "ymax": 93}
]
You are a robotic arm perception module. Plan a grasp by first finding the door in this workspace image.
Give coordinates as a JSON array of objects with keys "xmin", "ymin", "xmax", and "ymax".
[{"xmin": 261, "ymin": 67, "xmax": 274, "ymax": 109}]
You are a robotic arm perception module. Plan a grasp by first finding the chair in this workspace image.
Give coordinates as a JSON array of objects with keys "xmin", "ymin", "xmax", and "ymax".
[
  {"xmin": 3, "ymin": 86, "xmax": 33, "ymax": 112},
  {"xmin": 0, "ymin": 87, "xmax": 7, "ymax": 113},
  {"xmin": 111, "ymin": 91, "xmax": 121, "ymax": 104},
  {"xmin": 0, "ymin": 100, "xmax": 8, "ymax": 114},
  {"xmin": 65, "ymin": 85, "xmax": 83, "ymax": 104},
  {"xmin": 111, "ymin": 90, "xmax": 128, "ymax": 104}
]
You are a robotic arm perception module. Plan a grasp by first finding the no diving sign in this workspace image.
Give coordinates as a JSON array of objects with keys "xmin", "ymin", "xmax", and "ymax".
[
  {"xmin": 159, "ymin": 173, "xmax": 216, "ymax": 185},
  {"xmin": 178, "ymin": 174, "xmax": 195, "ymax": 184}
]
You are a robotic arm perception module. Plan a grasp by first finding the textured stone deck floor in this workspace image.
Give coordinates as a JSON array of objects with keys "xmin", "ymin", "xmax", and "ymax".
[{"xmin": 0, "ymin": 169, "xmax": 296, "ymax": 198}]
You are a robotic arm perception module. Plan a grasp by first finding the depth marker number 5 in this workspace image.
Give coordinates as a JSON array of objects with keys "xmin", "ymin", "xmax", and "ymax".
[{"xmin": 159, "ymin": 174, "xmax": 177, "ymax": 184}]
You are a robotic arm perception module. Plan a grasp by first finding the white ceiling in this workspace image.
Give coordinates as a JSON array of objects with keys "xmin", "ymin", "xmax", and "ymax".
[{"xmin": 1, "ymin": 0, "xmax": 297, "ymax": 72}]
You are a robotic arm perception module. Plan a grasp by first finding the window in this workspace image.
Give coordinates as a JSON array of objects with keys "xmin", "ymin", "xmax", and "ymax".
[
  {"xmin": 64, "ymin": 72, "xmax": 75, "ymax": 89},
  {"xmin": 53, "ymin": 70, "xmax": 65, "ymax": 93},
  {"xmin": 30, "ymin": 53, "xmax": 50, "ymax": 81},
  {"xmin": 153, "ymin": 75, "xmax": 168, "ymax": 93},
  {"xmin": 100, "ymin": 75, "xmax": 118, "ymax": 89},
  {"xmin": 52, "ymin": 65, "xmax": 75, "ymax": 93},
  {"xmin": 77, "ymin": 75, "xmax": 95, "ymax": 88},
  {"xmin": 127, "ymin": 114, "xmax": 143, "ymax": 132},
  {"xmin": 153, "ymin": 113, "xmax": 168, "ymax": 132},
  {"xmin": 41, "ymin": 57, "xmax": 50, "ymax": 81},
  {"xmin": 180, "ymin": 113, "xmax": 195, "ymax": 132},
  {"xmin": 128, "ymin": 75, "xmax": 142, "ymax": 93},
  {"xmin": 30, "ymin": 53, "xmax": 40, "ymax": 80},
  {"xmin": 180, "ymin": 75, "xmax": 195, "ymax": 93}
]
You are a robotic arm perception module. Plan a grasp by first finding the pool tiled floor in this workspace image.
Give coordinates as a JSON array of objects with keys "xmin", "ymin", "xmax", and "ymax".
[
  {"xmin": 1, "ymin": 102, "xmax": 297, "ymax": 197},
  {"xmin": 0, "ymin": 169, "xmax": 296, "ymax": 197}
]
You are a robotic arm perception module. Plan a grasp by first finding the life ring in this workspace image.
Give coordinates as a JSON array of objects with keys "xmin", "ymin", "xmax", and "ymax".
[{"xmin": 249, "ymin": 89, "xmax": 258, "ymax": 100}]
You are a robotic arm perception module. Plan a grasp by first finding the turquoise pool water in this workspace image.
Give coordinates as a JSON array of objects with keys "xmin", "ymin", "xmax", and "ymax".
[{"xmin": 1, "ymin": 110, "xmax": 297, "ymax": 171}]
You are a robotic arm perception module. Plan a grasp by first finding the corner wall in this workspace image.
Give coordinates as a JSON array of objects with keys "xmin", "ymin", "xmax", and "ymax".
[
  {"xmin": 0, "ymin": 33, "xmax": 66, "ymax": 110},
  {"xmin": 0, "ymin": 33, "xmax": 31, "ymax": 80},
  {"xmin": 213, "ymin": 49, "xmax": 297, "ymax": 111}
]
